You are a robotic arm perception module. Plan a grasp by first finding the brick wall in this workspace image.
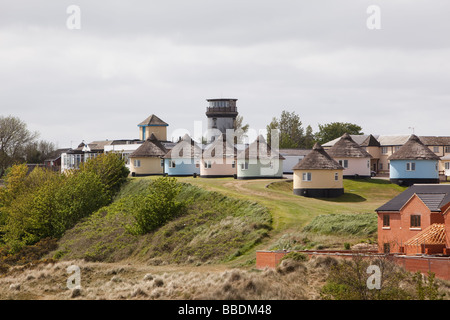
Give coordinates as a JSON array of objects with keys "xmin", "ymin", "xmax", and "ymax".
[{"xmin": 256, "ymin": 250, "xmax": 450, "ymax": 281}]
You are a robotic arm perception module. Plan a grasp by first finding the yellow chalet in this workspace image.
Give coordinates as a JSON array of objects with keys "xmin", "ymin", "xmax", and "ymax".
[
  {"xmin": 129, "ymin": 133, "xmax": 167, "ymax": 176},
  {"xmin": 293, "ymin": 143, "xmax": 344, "ymax": 198}
]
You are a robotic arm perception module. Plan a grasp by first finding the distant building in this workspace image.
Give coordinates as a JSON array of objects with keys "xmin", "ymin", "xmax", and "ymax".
[
  {"xmin": 388, "ymin": 134, "xmax": 440, "ymax": 186},
  {"xmin": 205, "ymin": 98, "xmax": 238, "ymax": 143},
  {"xmin": 323, "ymin": 134, "xmax": 450, "ymax": 178},
  {"xmin": 163, "ymin": 134, "xmax": 202, "ymax": 177},
  {"xmin": 326, "ymin": 133, "xmax": 372, "ymax": 178},
  {"xmin": 292, "ymin": 143, "xmax": 344, "ymax": 198},
  {"xmin": 279, "ymin": 149, "xmax": 311, "ymax": 174},
  {"xmin": 200, "ymin": 133, "xmax": 237, "ymax": 178},
  {"xmin": 137, "ymin": 114, "xmax": 169, "ymax": 141},
  {"xmin": 236, "ymin": 135, "xmax": 285, "ymax": 180},
  {"xmin": 128, "ymin": 133, "xmax": 167, "ymax": 176}
]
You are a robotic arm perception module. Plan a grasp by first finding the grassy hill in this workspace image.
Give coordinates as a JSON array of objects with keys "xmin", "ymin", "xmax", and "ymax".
[
  {"xmin": 50, "ymin": 179, "xmax": 272, "ymax": 266},
  {"xmin": 49, "ymin": 176, "xmax": 406, "ymax": 266}
]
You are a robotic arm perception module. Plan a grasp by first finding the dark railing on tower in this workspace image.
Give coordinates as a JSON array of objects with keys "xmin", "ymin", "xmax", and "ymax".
[{"xmin": 206, "ymin": 106, "xmax": 238, "ymax": 113}]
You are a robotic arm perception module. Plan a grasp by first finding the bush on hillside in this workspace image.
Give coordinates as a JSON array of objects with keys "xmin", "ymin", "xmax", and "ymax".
[
  {"xmin": 128, "ymin": 176, "xmax": 188, "ymax": 235},
  {"xmin": 0, "ymin": 155, "xmax": 129, "ymax": 252},
  {"xmin": 79, "ymin": 153, "xmax": 129, "ymax": 197}
]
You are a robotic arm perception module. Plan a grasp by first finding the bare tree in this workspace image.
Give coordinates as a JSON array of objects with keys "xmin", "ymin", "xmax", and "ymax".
[{"xmin": 0, "ymin": 115, "xmax": 38, "ymax": 176}]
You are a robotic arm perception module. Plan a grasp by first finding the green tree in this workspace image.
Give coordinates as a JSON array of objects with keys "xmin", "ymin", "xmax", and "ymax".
[
  {"xmin": 23, "ymin": 140, "xmax": 56, "ymax": 164},
  {"xmin": 0, "ymin": 115, "xmax": 38, "ymax": 177},
  {"xmin": 303, "ymin": 125, "xmax": 315, "ymax": 149},
  {"xmin": 234, "ymin": 115, "xmax": 250, "ymax": 144},
  {"xmin": 79, "ymin": 152, "xmax": 129, "ymax": 197},
  {"xmin": 315, "ymin": 122, "xmax": 363, "ymax": 145},
  {"xmin": 129, "ymin": 176, "xmax": 187, "ymax": 235},
  {"xmin": 267, "ymin": 111, "xmax": 305, "ymax": 148}
]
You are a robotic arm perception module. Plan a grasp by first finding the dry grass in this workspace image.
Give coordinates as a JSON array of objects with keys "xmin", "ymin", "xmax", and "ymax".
[{"xmin": 0, "ymin": 257, "xmax": 334, "ymax": 300}]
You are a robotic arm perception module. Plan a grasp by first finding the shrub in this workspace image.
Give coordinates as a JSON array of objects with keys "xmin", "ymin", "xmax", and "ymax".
[
  {"xmin": 128, "ymin": 176, "xmax": 187, "ymax": 235},
  {"xmin": 0, "ymin": 163, "xmax": 113, "ymax": 251},
  {"xmin": 79, "ymin": 153, "xmax": 129, "ymax": 197},
  {"xmin": 281, "ymin": 251, "xmax": 308, "ymax": 262},
  {"xmin": 320, "ymin": 255, "xmax": 412, "ymax": 300}
]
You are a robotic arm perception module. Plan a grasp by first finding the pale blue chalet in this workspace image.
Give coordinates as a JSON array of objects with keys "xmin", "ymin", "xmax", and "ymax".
[
  {"xmin": 388, "ymin": 134, "xmax": 440, "ymax": 186},
  {"xmin": 163, "ymin": 134, "xmax": 202, "ymax": 176}
]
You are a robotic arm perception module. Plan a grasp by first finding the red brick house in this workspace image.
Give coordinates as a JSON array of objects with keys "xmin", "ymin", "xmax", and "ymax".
[{"xmin": 375, "ymin": 184, "xmax": 450, "ymax": 255}]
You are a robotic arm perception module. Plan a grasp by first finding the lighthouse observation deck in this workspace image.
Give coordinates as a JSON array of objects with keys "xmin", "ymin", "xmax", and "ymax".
[{"xmin": 205, "ymin": 99, "xmax": 238, "ymax": 117}]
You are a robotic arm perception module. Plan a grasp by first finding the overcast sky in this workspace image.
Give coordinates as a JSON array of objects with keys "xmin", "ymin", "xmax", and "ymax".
[{"xmin": 1, "ymin": 0, "xmax": 449, "ymax": 148}]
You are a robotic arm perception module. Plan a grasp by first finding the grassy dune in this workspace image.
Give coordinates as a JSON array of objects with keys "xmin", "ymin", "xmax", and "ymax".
[{"xmin": 51, "ymin": 179, "xmax": 272, "ymax": 265}]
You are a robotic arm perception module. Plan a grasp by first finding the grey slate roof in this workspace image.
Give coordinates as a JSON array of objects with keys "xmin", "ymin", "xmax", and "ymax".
[
  {"xmin": 279, "ymin": 149, "xmax": 312, "ymax": 157},
  {"xmin": 292, "ymin": 143, "xmax": 343, "ymax": 170},
  {"xmin": 375, "ymin": 184, "xmax": 450, "ymax": 212},
  {"xmin": 388, "ymin": 134, "xmax": 440, "ymax": 161}
]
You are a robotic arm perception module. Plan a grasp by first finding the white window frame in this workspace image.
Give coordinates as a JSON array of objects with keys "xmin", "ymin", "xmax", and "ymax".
[
  {"xmin": 302, "ymin": 172, "xmax": 312, "ymax": 181},
  {"xmin": 335, "ymin": 172, "xmax": 339, "ymax": 181},
  {"xmin": 339, "ymin": 160, "xmax": 348, "ymax": 168},
  {"xmin": 169, "ymin": 160, "xmax": 176, "ymax": 168},
  {"xmin": 406, "ymin": 162, "xmax": 416, "ymax": 171},
  {"xmin": 241, "ymin": 162, "xmax": 249, "ymax": 170},
  {"xmin": 134, "ymin": 159, "xmax": 141, "ymax": 168},
  {"xmin": 204, "ymin": 160, "xmax": 212, "ymax": 169}
]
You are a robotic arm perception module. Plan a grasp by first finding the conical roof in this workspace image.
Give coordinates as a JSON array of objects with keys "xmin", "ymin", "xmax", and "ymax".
[
  {"xmin": 130, "ymin": 133, "xmax": 167, "ymax": 158},
  {"xmin": 293, "ymin": 143, "xmax": 343, "ymax": 170},
  {"xmin": 238, "ymin": 135, "xmax": 285, "ymax": 160},
  {"xmin": 360, "ymin": 134, "xmax": 381, "ymax": 147},
  {"xmin": 388, "ymin": 134, "xmax": 440, "ymax": 161},
  {"xmin": 327, "ymin": 133, "xmax": 372, "ymax": 158},
  {"xmin": 138, "ymin": 114, "xmax": 168, "ymax": 126},
  {"xmin": 203, "ymin": 133, "xmax": 237, "ymax": 159},
  {"xmin": 163, "ymin": 134, "xmax": 202, "ymax": 159}
]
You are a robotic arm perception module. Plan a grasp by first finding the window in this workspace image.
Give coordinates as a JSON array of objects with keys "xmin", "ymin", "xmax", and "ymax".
[
  {"xmin": 367, "ymin": 160, "xmax": 370, "ymax": 168},
  {"xmin": 241, "ymin": 162, "xmax": 249, "ymax": 170},
  {"xmin": 445, "ymin": 146, "xmax": 450, "ymax": 153},
  {"xmin": 160, "ymin": 159, "xmax": 164, "ymax": 167},
  {"xmin": 383, "ymin": 243, "xmax": 390, "ymax": 254},
  {"xmin": 334, "ymin": 173, "xmax": 339, "ymax": 181},
  {"xmin": 383, "ymin": 214, "xmax": 390, "ymax": 228},
  {"xmin": 406, "ymin": 162, "xmax": 416, "ymax": 171},
  {"xmin": 302, "ymin": 172, "xmax": 312, "ymax": 181},
  {"xmin": 169, "ymin": 160, "xmax": 176, "ymax": 168},
  {"xmin": 433, "ymin": 146, "xmax": 439, "ymax": 153},
  {"xmin": 338, "ymin": 160, "xmax": 348, "ymax": 168},
  {"xmin": 195, "ymin": 161, "xmax": 200, "ymax": 168},
  {"xmin": 379, "ymin": 163, "xmax": 383, "ymax": 170},
  {"xmin": 134, "ymin": 159, "xmax": 141, "ymax": 168},
  {"xmin": 445, "ymin": 162, "xmax": 450, "ymax": 170},
  {"xmin": 204, "ymin": 161, "xmax": 212, "ymax": 169},
  {"xmin": 410, "ymin": 215, "xmax": 421, "ymax": 228},
  {"xmin": 381, "ymin": 147, "xmax": 388, "ymax": 154},
  {"xmin": 232, "ymin": 160, "xmax": 236, "ymax": 169}
]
